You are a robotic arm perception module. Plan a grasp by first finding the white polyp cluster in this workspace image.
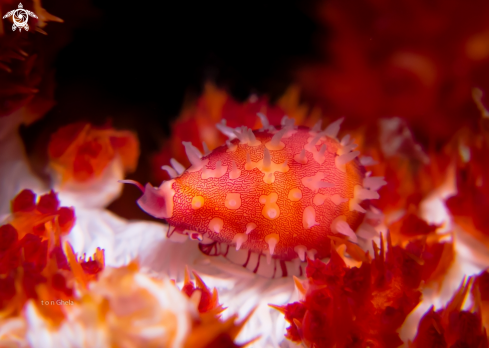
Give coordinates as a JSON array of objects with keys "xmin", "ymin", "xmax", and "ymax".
[
  {"xmin": 229, "ymin": 160, "xmax": 241, "ymax": 179},
  {"xmin": 359, "ymin": 156, "xmax": 378, "ymax": 166},
  {"xmin": 233, "ymin": 126, "xmax": 261, "ymax": 146},
  {"xmin": 304, "ymin": 133, "xmax": 322, "ymax": 152},
  {"xmin": 257, "ymin": 112, "xmax": 270, "ymax": 130},
  {"xmin": 225, "ymin": 140, "xmax": 237, "ymax": 152},
  {"xmin": 267, "ymin": 123, "xmax": 297, "ymax": 151},
  {"xmin": 331, "ymin": 215, "xmax": 358, "ymax": 243},
  {"xmin": 201, "ymin": 161, "xmax": 227, "ymax": 179},
  {"xmin": 313, "ymin": 143, "xmax": 328, "ymax": 164},
  {"xmin": 312, "ymin": 193, "xmax": 328, "ymax": 205},
  {"xmin": 161, "ymin": 165, "xmax": 177, "ymax": 179},
  {"xmin": 232, "ymin": 233, "xmax": 248, "ymax": 251},
  {"xmin": 161, "ymin": 158, "xmax": 185, "ymax": 179},
  {"xmin": 266, "ymin": 128, "xmax": 287, "ymax": 150},
  {"xmin": 330, "ymin": 194, "xmax": 349, "ymax": 205},
  {"xmin": 349, "ymin": 184, "xmax": 380, "ymax": 213},
  {"xmin": 340, "ymin": 134, "xmax": 351, "ymax": 146},
  {"xmin": 301, "ymin": 172, "xmax": 334, "ymax": 192},
  {"xmin": 208, "ymin": 217, "xmax": 223, "ymax": 233},
  {"xmin": 302, "ymin": 206, "xmax": 319, "ymax": 229},
  {"xmin": 310, "ymin": 120, "xmax": 322, "ymax": 133},
  {"xmin": 356, "ymin": 221, "xmax": 380, "ymax": 240},
  {"xmin": 245, "ymin": 222, "xmax": 257, "ymax": 234},
  {"xmin": 335, "ymin": 150, "xmax": 361, "ymax": 172},
  {"xmin": 363, "ymin": 176, "xmax": 388, "ymax": 191},
  {"xmin": 259, "ymin": 193, "xmax": 280, "ymax": 220},
  {"xmin": 216, "ymin": 119, "xmax": 238, "ymax": 140},
  {"xmin": 171, "ymin": 158, "xmax": 185, "ymax": 174},
  {"xmin": 191, "ymin": 195, "xmax": 204, "ymax": 209},
  {"xmin": 306, "ymin": 249, "xmax": 317, "ymax": 260},
  {"xmin": 281, "ymin": 116, "xmax": 295, "ymax": 128},
  {"xmin": 265, "ymin": 233, "xmax": 280, "ymax": 264},
  {"xmin": 202, "ymin": 142, "xmax": 210, "ymax": 155},
  {"xmin": 245, "ymin": 148, "xmax": 289, "ymax": 184},
  {"xmin": 303, "ymin": 130, "xmax": 332, "ymax": 165},
  {"xmin": 337, "ymin": 141, "xmax": 359, "ymax": 156},
  {"xmin": 225, "ymin": 193, "xmax": 241, "ymax": 210},
  {"xmin": 182, "ymin": 141, "xmax": 202, "ymax": 163},
  {"xmin": 263, "ymin": 147, "xmax": 272, "ymax": 169},
  {"xmin": 294, "ymin": 245, "xmax": 307, "ymax": 261},
  {"xmin": 294, "ymin": 149, "xmax": 308, "ymax": 164},
  {"xmin": 323, "ymin": 117, "xmax": 344, "ymax": 139},
  {"xmin": 288, "ymin": 188, "xmax": 303, "ymax": 201},
  {"xmin": 265, "ymin": 233, "xmax": 279, "ymax": 255},
  {"xmin": 218, "ymin": 115, "xmax": 286, "ymax": 146},
  {"xmin": 183, "ymin": 141, "xmax": 208, "ymax": 172},
  {"xmin": 312, "ymin": 193, "xmax": 349, "ymax": 206}
]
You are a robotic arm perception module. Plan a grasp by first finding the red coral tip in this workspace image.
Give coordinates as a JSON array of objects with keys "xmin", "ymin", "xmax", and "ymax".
[
  {"xmin": 11, "ymin": 189, "xmax": 36, "ymax": 213},
  {"xmin": 52, "ymin": 273, "xmax": 73, "ymax": 296},
  {"xmin": 58, "ymin": 207, "xmax": 76, "ymax": 232},
  {"xmin": 49, "ymin": 246, "xmax": 70, "ymax": 271},
  {"xmin": 0, "ymin": 224, "xmax": 18, "ymax": 252},
  {"xmin": 37, "ymin": 191, "xmax": 60, "ymax": 215},
  {"xmin": 80, "ymin": 260, "xmax": 103, "ymax": 275}
]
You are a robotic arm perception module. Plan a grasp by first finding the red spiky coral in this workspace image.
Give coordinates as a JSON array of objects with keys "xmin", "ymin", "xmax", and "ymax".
[
  {"xmin": 473, "ymin": 269, "xmax": 489, "ymax": 338},
  {"xmin": 350, "ymin": 116, "xmax": 451, "ymax": 218},
  {"xmin": 0, "ymin": 0, "xmax": 62, "ymax": 122},
  {"xmin": 386, "ymin": 209, "xmax": 454, "ymax": 285},
  {"xmin": 180, "ymin": 266, "xmax": 223, "ymax": 314},
  {"xmin": 0, "ymin": 34, "xmax": 45, "ymax": 119},
  {"xmin": 297, "ymin": 0, "xmax": 489, "ymax": 144},
  {"xmin": 411, "ymin": 276, "xmax": 488, "ymax": 347},
  {"xmin": 0, "ymin": 189, "xmax": 104, "ymax": 321},
  {"xmin": 178, "ymin": 267, "xmax": 257, "ymax": 348},
  {"xmin": 445, "ymin": 90, "xmax": 489, "ymax": 250},
  {"xmin": 273, "ymin": 234, "xmax": 423, "ymax": 347}
]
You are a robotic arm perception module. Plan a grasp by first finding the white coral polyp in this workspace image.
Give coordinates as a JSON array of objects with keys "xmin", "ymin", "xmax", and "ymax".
[
  {"xmin": 52, "ymin": 156, "xmax": 125, "ymax": 210},
  {"xmin": 24, "ymin": 268, "xmax": 195, "ymax": 348}
]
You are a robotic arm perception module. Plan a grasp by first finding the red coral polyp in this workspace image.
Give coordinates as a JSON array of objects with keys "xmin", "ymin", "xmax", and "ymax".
[
  {"xmin": 0, "ymin": 275, "xmax": 16, "ymax": 308},
  {"xmin": 0, "ymin": 224, "xmax": 18, "ymax": 251},
  {"xmin": 11, "ymin": 189, "xmax": 36, "ymax": 213},
  {"xmin": 58, "ymin": 207, "xmax": 75, "ymax": 233},
  {"xmin": 412, "ymin": 276, "xmax": 489, "ymax": 348},
  {"xmin": 80, "ymin": 260, "xmax": 103, "ymax": 275},
  {"xmin": 180, "ymin": 268, "xmax": 221, "ymax": 314},
  {"xmin": 283, "ymin": 302, "xmax": 307, "ymax": 342},
  {"xmin": 51, "ymin": 273, "xmax": 73, "ymax": 297},
  {"xmin": 274, "ymin": 235, "xmax": 422, "ymax": 348},
  {"xmin": 0, "ymin": 188, "xmax": 105, "ymax": 317},
  {"xmin": 49, "ymin": 246, "xmax": 70, "ymax": 271},
  {"xmin": 36, "ymin": 190, "xmax": 60, "ymax": 215},
  {"xmin": 9, "ymin": 189, "xmax": 76, "ymax": 239}
]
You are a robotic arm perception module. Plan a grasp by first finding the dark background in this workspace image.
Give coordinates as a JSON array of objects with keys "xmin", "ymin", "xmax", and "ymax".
[{"xmin": 19, "ymin": 0, "xmax": 320, "ymax": 219}]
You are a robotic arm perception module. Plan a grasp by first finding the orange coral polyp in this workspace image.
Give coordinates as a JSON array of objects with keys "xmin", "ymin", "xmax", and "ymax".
[
  {"xmin": 48, "ymin": 122, "xmax": 139, "ymax": 183},
  {"xmin": 138, "ymin": 118, "xmax": 380, "ymax": 262}
]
